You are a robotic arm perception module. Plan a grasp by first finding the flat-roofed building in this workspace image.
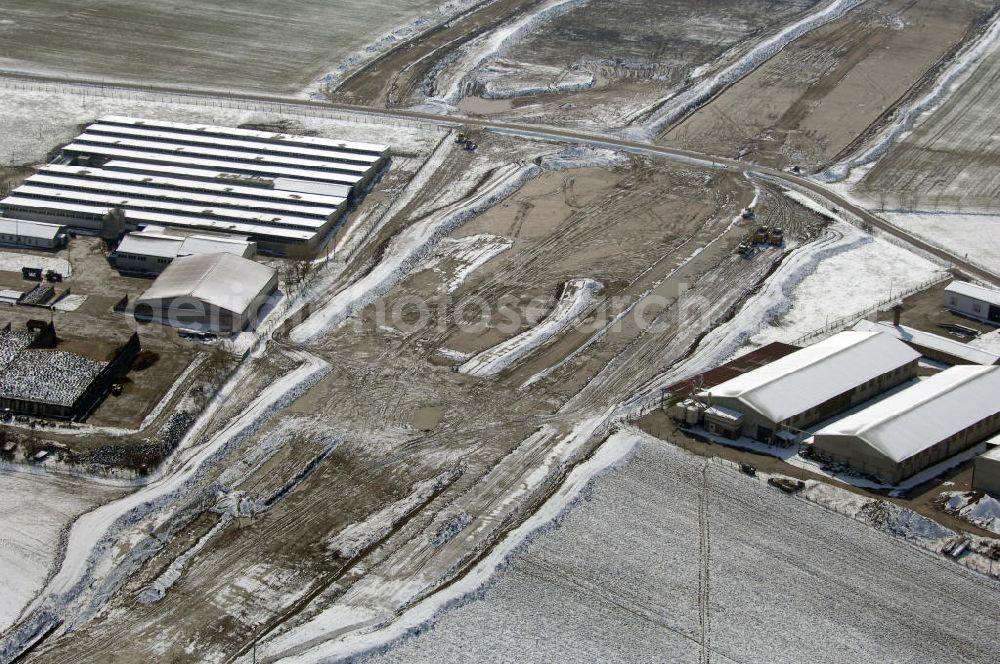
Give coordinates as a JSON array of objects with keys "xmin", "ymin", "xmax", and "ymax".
[
  {"xmin": 0, "ymin": 217, "xmax": 68, "ymax": 249},
  {"xmin": 113, "ymin": 227, "xmax": 256, "ymax": 275},
  {"xmin": 945, "ymin": 280, "xmax": 1000, "ymax": 325},
  {"xmin": 133, "ymin": 253, "xmax": 278, "ymax": 333},
  {"xmin": 700, "ymin": 331, "xmax": 921, "ymax": 443},
  {"xmin": 814, "ymin": 366, "xmax": 1000, "ymax": 484},
  {"xmin": 0, "ymin": 117, "xmax": 389, "ymax": 258}
]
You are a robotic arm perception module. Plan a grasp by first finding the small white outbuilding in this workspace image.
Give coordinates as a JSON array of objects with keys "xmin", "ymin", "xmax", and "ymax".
[{"xmin": 944, "ymin": 281, "xmax": 1000, "ymax": 325}]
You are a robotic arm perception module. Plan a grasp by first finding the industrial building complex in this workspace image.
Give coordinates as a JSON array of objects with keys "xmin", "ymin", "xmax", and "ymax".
[{"xmin": 0, "ymin": 117, "xmax": 390, "ymax": 258}]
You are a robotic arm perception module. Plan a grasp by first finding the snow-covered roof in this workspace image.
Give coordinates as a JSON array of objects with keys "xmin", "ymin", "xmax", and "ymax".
[
  {"xmin": 705, "ymin": 405, "xmax": 744, "ymax": 422},
  {"xmin": 0, "ymin": 350, "xmax": 106, "ymax": 407},
  {"xmin": 0, "ymin": 217, "xmax": 65, "ymax": 240},
  {"xmin": 98, "ymin": 116, "xmax": 389, "ymax": 156},
  {"xmin": 815, "ymin": 366, "xmax": 1000, "ymax": 464},
  {"xmin": 852, "ymin": 320, "xmax": 1000, "ymax": 365},
  {"xmin": 945, "ymin": 281, "xmax": 1000, "ymax": 308},
  {"xmin": 981, "ymin": 446, "xmax": 1000, "ymax": 462},
  {"xmin": 137, "ymin": 253, "xmax": 276, "ymax": 315},
  {"xmin": 61, "ymin": 143, "xmax": 363, "ymax": 187},
  {"xmin": 117, "ymin": 232, "xmax": 253, "ymax": 260},
  {"xmin": 703, "ymin": 331, "xmax": 920, "ymax": 423},
  {"xmin": 116, "ymin": 233, "xmax": 182, "ymax": 258},
  {"xmin": 42, "ymin": 164, "xmax": 346, "ymax": 206}
]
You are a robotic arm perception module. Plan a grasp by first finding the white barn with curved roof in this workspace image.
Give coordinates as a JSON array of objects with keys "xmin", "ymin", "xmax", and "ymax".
[{"xmin": 134, "ymin": 253, "xmax": 277, "ymax": 333}]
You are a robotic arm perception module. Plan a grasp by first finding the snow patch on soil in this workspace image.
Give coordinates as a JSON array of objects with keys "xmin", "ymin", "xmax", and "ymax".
[
  {"xmin": 425, "ymin": 234, "xmax": 513, "ymax": 292},
  {"xmin": 291, "ymin": 163, "xmax": 539, "ymax": 343},
  {"xmin": 940, "ymin": 491, "xmax": 1000, "ymax": 535},
  {"xmin": 471, "ymin": 59, "xmax": 595, "ymax": 99},
  {"xmin": 459, "ymin": 278, "xmax": 601, "ymax": 377}
]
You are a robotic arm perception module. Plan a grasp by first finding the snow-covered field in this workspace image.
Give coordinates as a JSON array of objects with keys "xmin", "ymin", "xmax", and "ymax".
[
  {"xmin": 880, "ymin": 212, "xmax": 1000, "ymax": 273},
  {"xmin": 0, "ymin": 0, "xmax": 462, "ymax": 96},
  {"xmin": 0, "ymin": 83, "xmax": 440, "ymax": 167},
  {"xmin": 751, "ymin": 221, "xmax": 946, "ymax": 345},
  {"xmin": 0, "ymin": 469, "xmax": 121, "ymax": 633},
  {"xmin": 368, "ymin": 434, "xmax": 1000, "ymax": 663}
]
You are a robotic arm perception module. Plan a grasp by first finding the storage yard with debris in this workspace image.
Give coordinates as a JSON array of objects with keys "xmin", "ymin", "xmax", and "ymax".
[{"xmin": 1, "ymin": 1, "xmax": 999, "ymax": 663}]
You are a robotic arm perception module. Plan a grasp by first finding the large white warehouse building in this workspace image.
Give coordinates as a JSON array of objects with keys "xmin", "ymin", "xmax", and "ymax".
[
  {"xmin": 700, "ymin": 331, "xmax": 920, "ymax": 443},
  {"xmin": 813, "ymin": 366, "xmax": 1000, "ymax": 484},
  {"xmin": 0, "ymin": 117, "xmax": 389, "ymax": 258}
]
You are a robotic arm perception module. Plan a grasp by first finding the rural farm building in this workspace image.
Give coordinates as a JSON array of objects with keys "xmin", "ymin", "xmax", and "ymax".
[
  {"xmin": 0, "ymin": 117, "xmax": 389, "ymax": 257},
  {"xmin": 0, "ymin": 320, "xmax": 140, "ymax": 421},
  {"xmin": 113, "ymin": 227, "xmax": 255, "ymax": 275},
  {"xmin": 813, "ymin": 366, "xmax": 1000, "ymax": 484},
  {"xmin": 852, "ymin": 319, "xmax": 1000, "ymax": 366},
  {"xmin": 974, "ymin": 446, "xmax": 1000, "ymax": 496},
  {"xmin": 0, "ymin": 217, "xmax": 68, "ymax": 249},
  {"xmin": 699, "ymin": 331, "xmax": 920, "ymax": 443},
  {"xmin": 133, "ymin": 253, "xmax": 277, "ymax": 334},
  {"xmin": 945, "ymin": 281, "xmax": 1000, "ymax": 325}
]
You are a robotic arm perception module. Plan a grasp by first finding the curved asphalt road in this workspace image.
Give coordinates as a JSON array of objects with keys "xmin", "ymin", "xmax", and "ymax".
[{"xmin": 1, "ymin": 71, "xmax": 996, "ymax": 286}]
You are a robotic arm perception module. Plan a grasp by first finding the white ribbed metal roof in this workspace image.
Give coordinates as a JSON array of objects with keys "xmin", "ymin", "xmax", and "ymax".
[
  {"xmin": 137, "ymin": 253, "xmax": 276, "ymax": 315},
  {"xmin": 74, "ymin": 133, "xmax": 372, "ymax": 175},
  {"xmin": 0, "ymin": 217, "xmax": 65, "ymax": 240},
  {"xmin": 86, "ymin": 123, "xmax": 382, "ymax": 165},
  {"xmin": 704, "ymin": 331, "xmax": 921, "ymax": 423},
  {"xmin": 10, "ymin": 187, "xmax": 325, "ymax": 229},
  {"xmin": 62, "ymin": 144, "xmax": 363, "ymax": 186},
  {"xmin": 816, "ymin": 366, "xmax": 1000, "ymax": 463},
  {"xmin": 24, "ymin": 174, "xmax": 338, "ymax": 219},
  {"xmin": 40, "ymin": 165, "xmax": 346, "ymax": 206},
  {"xmin": 99, "ymin": 115, "xmax": 389, "ymax": 156},
  {"xmin": 0, "ymin": 197, "xmax": 314, "ymax": 240}
]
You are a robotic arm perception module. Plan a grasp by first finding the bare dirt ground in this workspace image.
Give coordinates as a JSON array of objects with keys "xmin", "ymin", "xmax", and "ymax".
[
  {"xmin": 857, "ymin": 20, "xmax": 1000, "ymax": 212},
  {"xmin": 663, "ymin": 0, "xmax": 993, "ymax": 171},
  {"xmin": 14, "ymin": 129, "xmax": 832, "ymax": 663},
  {"xmin": 3, "ymin": 1, "xmax": 1000, "ymax": 662}
]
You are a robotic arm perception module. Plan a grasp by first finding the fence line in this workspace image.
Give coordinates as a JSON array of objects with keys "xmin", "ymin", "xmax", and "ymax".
[{"xmin": 791, "ymin": 272, "xmax": 952, "ymax": 345}]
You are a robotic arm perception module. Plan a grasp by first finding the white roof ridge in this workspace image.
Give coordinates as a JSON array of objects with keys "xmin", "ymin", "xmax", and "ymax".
[
  {"xmin": 746, "ymin": 330, "xmax": 882, "ymax": 392},
  {"xmin": 852, "ymin": 366, "xmax": 992, "ymax": 435}
]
